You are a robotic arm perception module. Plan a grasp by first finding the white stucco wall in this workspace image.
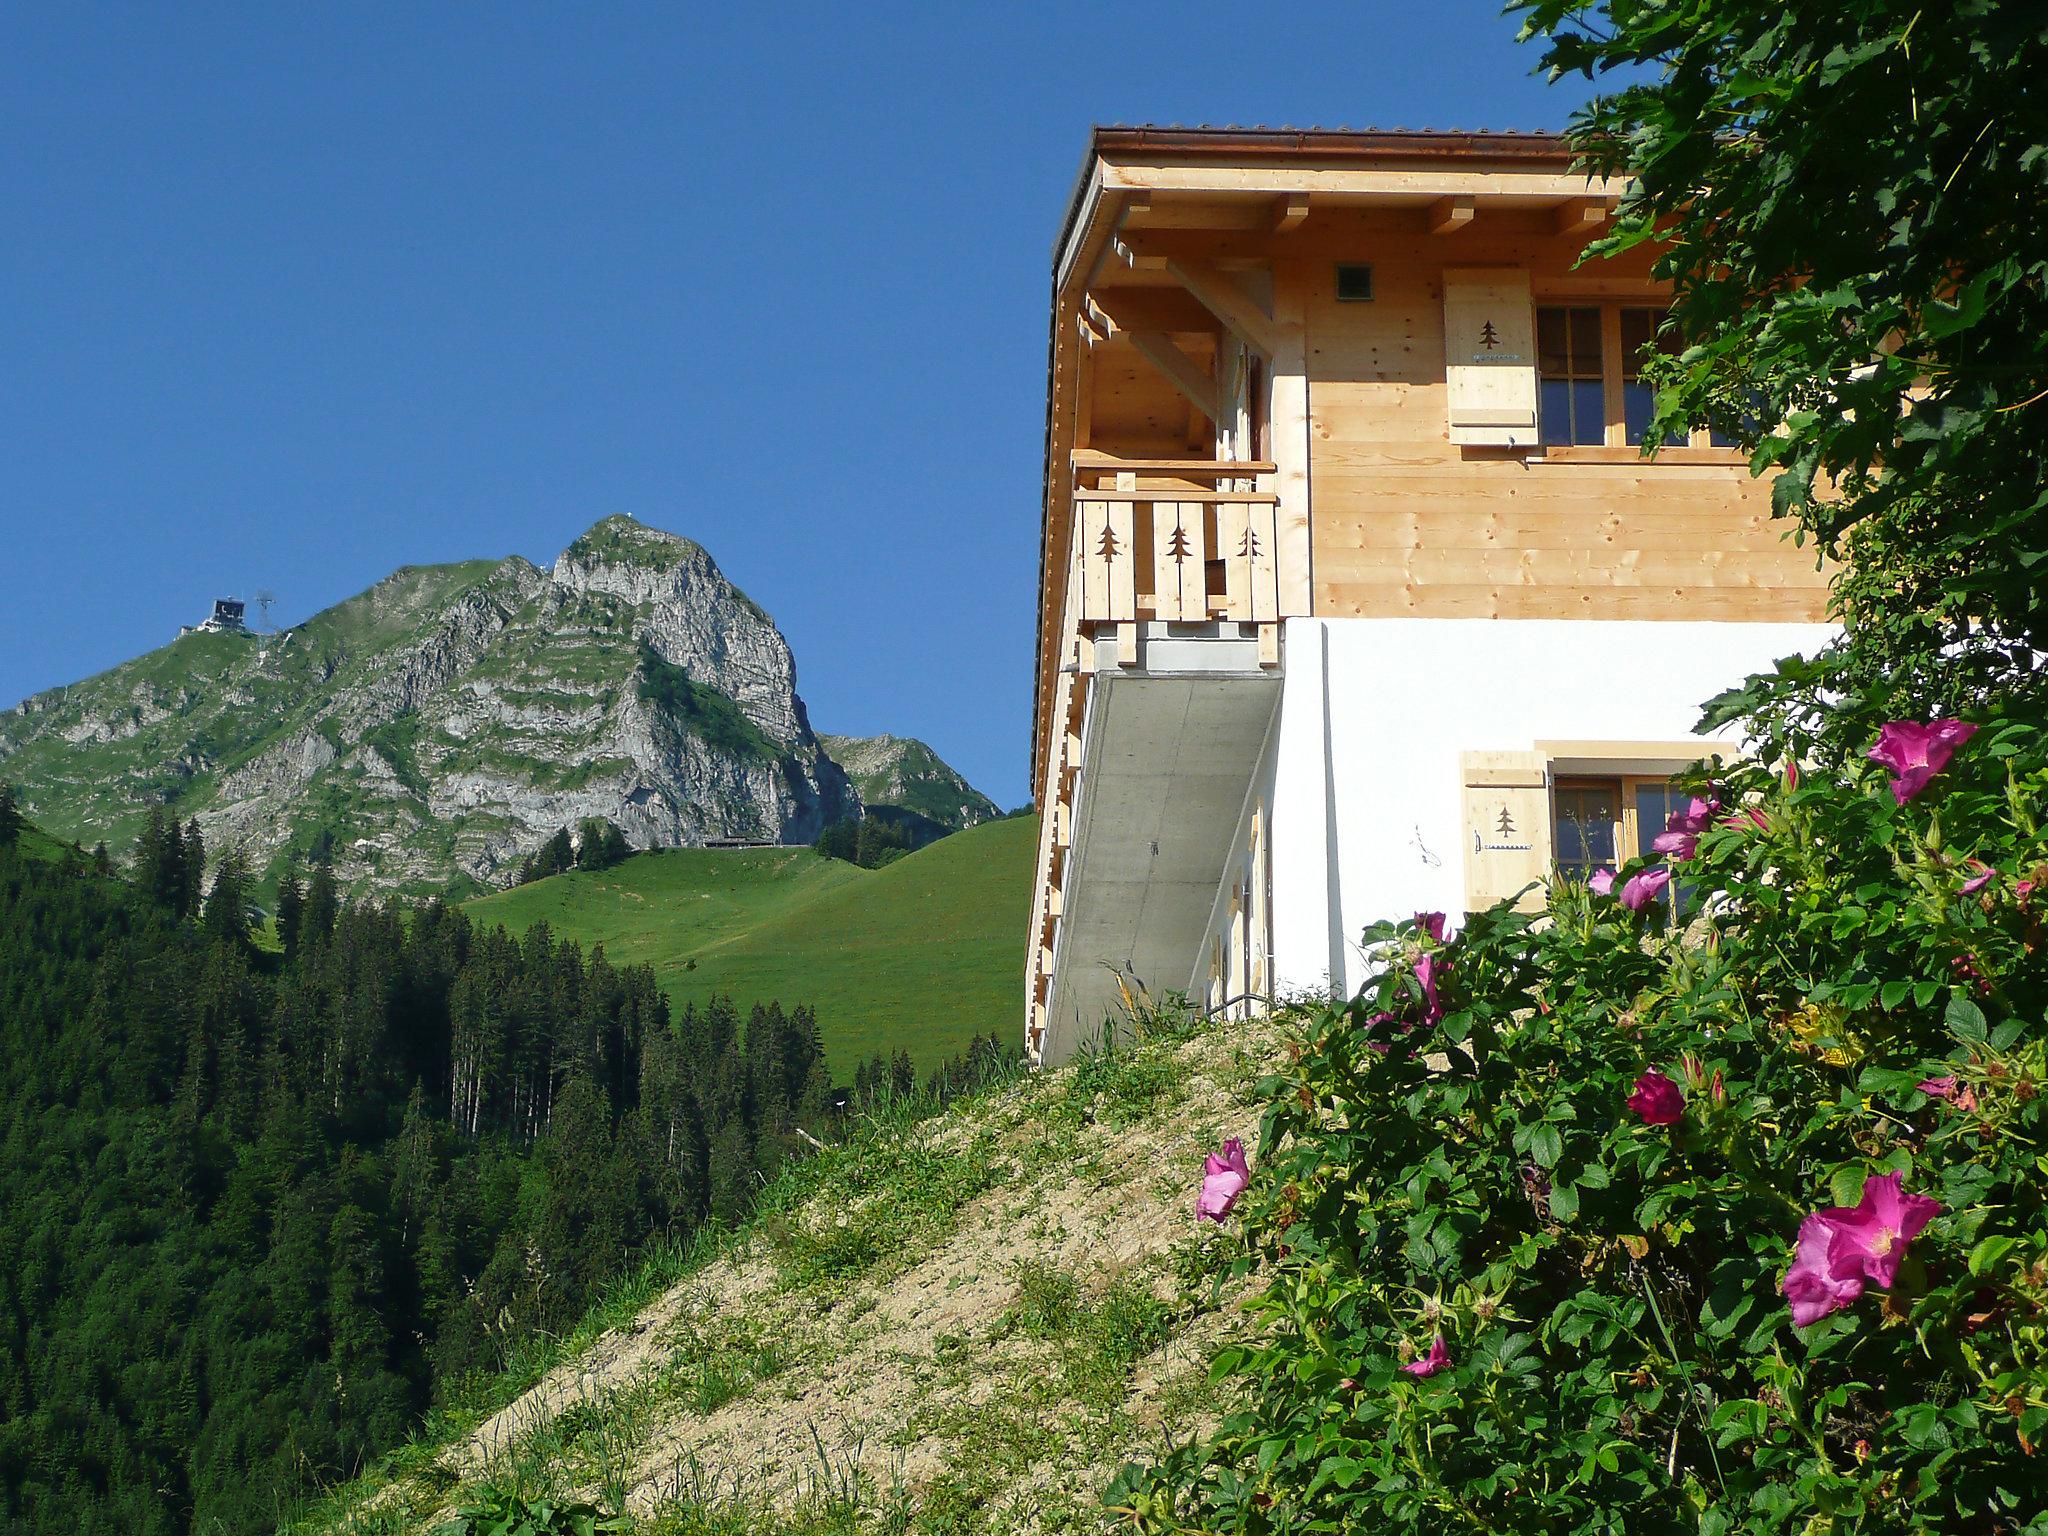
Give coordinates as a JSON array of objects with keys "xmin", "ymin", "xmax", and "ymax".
[{"xmin": 1264, "ymin": 616, "xmax": 1838, "ymax": 999}]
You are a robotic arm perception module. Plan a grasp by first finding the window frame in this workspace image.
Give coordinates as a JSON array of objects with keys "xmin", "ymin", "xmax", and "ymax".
[
  {"xmin": 1532, "ymin": 298, "xmax": 1735, "ymax": 455},
  {"xmin": 1550, "ymin": 773, "xmax": 1686, "ymax": 877}
]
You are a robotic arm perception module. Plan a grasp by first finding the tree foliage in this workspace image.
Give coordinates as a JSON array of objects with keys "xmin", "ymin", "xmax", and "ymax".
[
  {"xmin": 1516, "ymin": 0, "xmax": 2048, "ymax": 707},
  {"xmin": 0, "ymin": 834, "xmax": 841, "ymax": 1535}
]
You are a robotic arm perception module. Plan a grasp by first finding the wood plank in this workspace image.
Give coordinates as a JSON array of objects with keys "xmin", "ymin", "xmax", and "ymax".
[
  {"xmin": 1218, "ymin": 499, "xmax": 1249, "ymax": 619},
  {"xmin": 1313, "ymin": 583, "xmax": 1831, "ymax": 623},
  {"xmin": 1081, "ymin": 488, "xmax": 1280, "ymax": 504},
  {"xmin": 1272, "ymin": 193, "xmax": 1311, "ymax": 234},
  {"xmin": 1313, "ymin": 545, "xmax": 1828, "ymax": 587},
  {"xmin": 1175, "ymin": 500, "xmax": 1208, "ymax": 619},
  {"xmin": 1079, "ymin": 498, "xmax": 1111, "ymax": 620},
  {"xmin": 1073, "ymin": 451, "xmax": 1277, "ymax": 473},
  {"xmin": 1249, "ymin": 500, "xmax": 1281, "ymax": 622},
  {"xmin": 1270, "ymin": 261, "xmax": 1313, "ymax": 616},
  {"xmin": 1108, "ymin": 501, "xmax": 1137, "ymax": 621}
]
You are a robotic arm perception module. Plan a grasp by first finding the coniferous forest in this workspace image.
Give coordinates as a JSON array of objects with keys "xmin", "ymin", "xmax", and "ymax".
[{"xmin": 0, "ymin": 809, "xmax": 882, "ymax": 1535}]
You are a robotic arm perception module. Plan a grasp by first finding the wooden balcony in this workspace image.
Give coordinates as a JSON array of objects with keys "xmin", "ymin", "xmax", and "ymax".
[{"xmin": 1069, "ymin": 452, "xmax": 1280, "ymax": 628}]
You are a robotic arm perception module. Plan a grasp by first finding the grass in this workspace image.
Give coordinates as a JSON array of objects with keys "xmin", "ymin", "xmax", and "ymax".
[{"xmin": 463, "ymin": 817, "xmax": 1037, "ymax": 1077}]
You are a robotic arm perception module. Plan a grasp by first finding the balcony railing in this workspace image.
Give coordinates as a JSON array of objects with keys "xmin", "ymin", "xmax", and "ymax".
[{"xmin": 1069, "ymin": 453, "xmax": 1280, "ymax": 626}]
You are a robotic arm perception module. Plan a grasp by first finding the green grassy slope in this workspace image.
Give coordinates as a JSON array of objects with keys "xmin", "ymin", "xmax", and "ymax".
[{"xmin": 464, "ymin": 815, "xmax": 1037, "ymax": 1074}]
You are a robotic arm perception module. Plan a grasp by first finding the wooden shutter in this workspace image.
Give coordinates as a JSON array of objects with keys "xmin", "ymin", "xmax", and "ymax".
[
  {"xmin": 1461, "ymin": 751, "xmax": 1552, "ymax": 911},
  {"xmin": 1444, "ymin": 269, "xmax": 1538, "ymax": 446}
]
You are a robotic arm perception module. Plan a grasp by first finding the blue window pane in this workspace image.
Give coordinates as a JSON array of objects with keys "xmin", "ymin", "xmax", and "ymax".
[
  {"xmin": 1540, "ymin": 378, "xmax": 1573, "ymax": 446},
  {"xmin": 1571, "ymin": 380, "xmax": 1604, "ymax": 444},
  {"xmin": 1624, "ymin": 381, "xmax": 1655, "ymax": 445}
]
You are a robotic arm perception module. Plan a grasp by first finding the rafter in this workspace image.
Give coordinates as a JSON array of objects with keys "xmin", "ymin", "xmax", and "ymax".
[
  {"xmin": 1428, "ymin": 195, "xmax": 1475, "ymax": 235},
  {"xmin": 1552, "ymin": 197, "xmax": 1611, "ymax": 237},
  {"xmin": 1271, "ymin": 193, "xmax": 1311, "ymax": 234}
]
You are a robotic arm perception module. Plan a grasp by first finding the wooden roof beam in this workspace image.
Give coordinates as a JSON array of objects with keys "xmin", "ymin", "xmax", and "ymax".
[
  {"xmin": 1271, "ymin": 193, "xmax": 1311, "ymax": 234},
  {"xmin": 1553, "ymin": 197, "xmax": 1612, "ymax": 237},
  {"xmin": 1088, "ymin": 286, "xmax": 1217, "ymax": 335},
  {"xmin": 1428, "ymin": 195, "xmax": 1475, "ymax": 235},
  {"xmin": 1164, "ymin": 258, "xmax": 1287, "ymax": 359}
]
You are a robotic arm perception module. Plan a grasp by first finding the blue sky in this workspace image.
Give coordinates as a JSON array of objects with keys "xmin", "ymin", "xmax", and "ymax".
[{"xmin": 0, "ymin": 2, "xmax": 1603, "ymax": 806}]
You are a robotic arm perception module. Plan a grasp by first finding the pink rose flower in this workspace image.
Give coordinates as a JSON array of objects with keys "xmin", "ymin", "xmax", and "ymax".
[
  {"xmin": 1961, "ymin": 859, "xmax": 1996, "ymax": 895},
  {"xmin": 1627, "ymin": 1068, "xmax": 1684, "ymax": 1126},
  {"xmin": 1402, "ymin": 1334, "xmax": 1450, "ymax": 1377},
  {"xmin": 1780, "ymin": 1172, "xmax": 1942, "ymax": 1325},
  {"xmin": 1415, "ymin": 911, "xmax": 1446, "ymax": 942},
  {"xmin": 1651, "ymin": 797, "xmax": 1721, "ymax": 860},
  {"xmin": 1784, "ymin": 1212, "xmax": 1867, "ymax": 1326},
  {"xmin": 1916, "ymin": 1076, "xmax": 1958, "ymax": 1100},
  {"xmin": 1619, "ymin": 867, "xmax": 1672, "ymax": 911},
  {"xmin": 1867, "ymin": 720, "xmax": 1979, "ymax": 804},
  {"xmin": 1587, "ymin": 868, "xmax": 1616, "ymax": 895},
  {"xmin": 1415, "ymin": 953, "xmax": 1443, "ymax": 1024},
  {"xmin": 1196, "ymin": 1138, "xmax": 1251, "ymax": 1223}
]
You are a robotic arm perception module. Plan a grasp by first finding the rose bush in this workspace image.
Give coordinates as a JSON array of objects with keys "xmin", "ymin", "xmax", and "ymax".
[{"xmin": 1111, "ymin": 711, "xmax": 2048, "ymax": 1533}]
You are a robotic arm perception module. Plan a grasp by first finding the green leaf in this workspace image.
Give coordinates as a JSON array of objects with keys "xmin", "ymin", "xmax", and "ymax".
[
  {"xmin": 1529, "ymin": 1123, "xmax": 1563, "ymax": 1168},
  {"xmin": 1947, "ymin": 994, "xmax": 1989, "ymax": 1042},
  {"xmin": 1969, "ymin": 1235, "xmax": 2019, "ymax": 1276}
]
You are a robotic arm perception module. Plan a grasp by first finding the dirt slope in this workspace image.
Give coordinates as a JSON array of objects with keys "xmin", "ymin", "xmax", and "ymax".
[{"xmin": 304, "ymin": 1015, "xmax": 1277, "ymax": 1536}]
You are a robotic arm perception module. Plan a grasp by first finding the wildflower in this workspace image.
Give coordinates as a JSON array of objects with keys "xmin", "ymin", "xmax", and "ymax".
[
  {"xmin": 1415, "ymin": 953, "xmax": 1443, "ymax": 1024},
  {"xmin": 1627, "ymin": 1068, "xmax": 1684, "ymax": 1126},
  {"xmin": 1402, "ymin": 1334, "xmax": 1450, "ymax": 1377},
  {"xmin": 1867, "ymin": 720, "xmax": 1978, "ymax": 805},
  {"xmin": 1414, "ymin": 911, "xmax": 1446, "ymax": 942},
  {"xmin": 1917, "ymin": 1076, "xmax": 1959, "ymax": 1101},
  {"xmin": 1651, "ymin": 796, "xmax": 1721, "ymax": 860},
  {"xmin": 1587, "ymin": 868, "xmax": 1616, "ymax": 895},
  {"xmin": 1784, "ymin": 1213, "xmax": 1867, "ymax": 1326},
  {"xmin": 1961, "ymin": 858, "xmax": 1996, "ymax": 895},
  {"xmin": 1781, "ymin": 1172, "xmax": 1942, "ymax": 1325},
  {"xmin": 1722, "ymin": 805, "xmax": 1771, "ymax": 834},
  {"xmin": 1827, "ymin": 1172, "xmax": 1941, "ymax": 1290},
  {"xmin": 1196, "ymin": 1138, "xmax": 1251, "ymax": 1223},
  {"xmin": 1619, "ymin": 867, "xmax": 1671, "ymax": 911}
]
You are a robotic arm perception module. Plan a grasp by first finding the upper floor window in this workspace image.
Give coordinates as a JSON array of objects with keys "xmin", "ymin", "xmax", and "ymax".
[
  {"xmin": 1539, "ymin": 302, "xmax": 1738, "ymax": 451},
  {"xmin": 1537, "ymin": 306, "xmax": 1605, "ymax": 446},
  {"xmin": 1620, "ymin": 307, "xmax": 1676, "ymax": 446}
]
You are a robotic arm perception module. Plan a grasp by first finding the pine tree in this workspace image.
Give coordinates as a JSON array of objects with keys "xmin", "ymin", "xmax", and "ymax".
[
  {"xmin": 202, "ymin": 853, "xmax": 253, "ymax": 949},
  {"xmin": 0, "ymin": 783, "xmax": 22, "ymax": 850},
  {"xmin": 275, "ymin": 867, "xmax": 306, "ymax": 961},
  {"xmin": 304, "ymin": 858, "xmax": 340, "ymax": 949},
  {"xmin": 180, "ymin": 819, "xmax": 207, "ymax": 920}
]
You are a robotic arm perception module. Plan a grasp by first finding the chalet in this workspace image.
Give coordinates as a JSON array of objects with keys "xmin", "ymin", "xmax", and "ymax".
[{"xmin": 1026, "ymin": 127, "xmax": 1835, "ymax": 1067}]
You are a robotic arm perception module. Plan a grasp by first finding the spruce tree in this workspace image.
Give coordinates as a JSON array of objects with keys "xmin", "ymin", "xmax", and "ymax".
[
  {"xmin": 180, "ymin": 819, "xmax": 207, "ymax": 920},
  {"xmin": 275, "ymin": 867, "xmax": 306, "ymax": 961},
  {"xmin": 203, "ymin": 853, "xmax": 253, "ymax": 949},
  {"xmin": 0, "ymin": 783, "xmax": 21, "ymax": 849},
  {"xmin": 303, "ymin": 858, "xmax": 340, "ymax": 949}
]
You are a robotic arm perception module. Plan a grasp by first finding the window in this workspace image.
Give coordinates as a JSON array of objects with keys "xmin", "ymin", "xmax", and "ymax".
[
  {"xmin": 1620, "ymin": 307, "xmax": 1678, "ymax": 446},
  {"xmin": 1553, "ymin": 780, "xmax": 1619, "ymax": 872},
  {"xmin": 1537, "ymin": 306, "xmax": 1605, "ymax": 446},
  {"xmin": 1552, "ymin": 775, "xmax": 1687, "ymax": 877}
]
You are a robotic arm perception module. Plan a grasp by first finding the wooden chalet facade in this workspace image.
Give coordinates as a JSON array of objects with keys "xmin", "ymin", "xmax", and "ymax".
[{"xmin": 1026, "ymin": 127, "xmax": 1835, "ymax": 1066}]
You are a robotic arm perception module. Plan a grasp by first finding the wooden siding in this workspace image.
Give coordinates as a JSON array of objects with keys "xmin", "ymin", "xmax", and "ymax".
[{"xmin": 1302, "ymin": 254, "xmax": 1832, "ymax": 622}]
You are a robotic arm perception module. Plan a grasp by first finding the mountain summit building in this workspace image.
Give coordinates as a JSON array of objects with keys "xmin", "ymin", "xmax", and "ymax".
[{"xmin": 1025, "ymin": 126, "xmax": 1834, "ymax": 1066}]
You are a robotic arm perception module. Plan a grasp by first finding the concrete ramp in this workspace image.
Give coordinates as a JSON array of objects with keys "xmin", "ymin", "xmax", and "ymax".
[{"xmin": 1040, "ymin": 634, "xmax": 1282, "ymax": 1064}]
